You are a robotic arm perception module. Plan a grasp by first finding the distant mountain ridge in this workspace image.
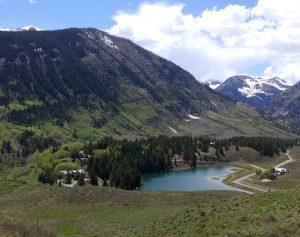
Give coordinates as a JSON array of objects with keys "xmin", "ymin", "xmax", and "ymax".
[
  {"xmin": 267, "ymin": 81, "xmax": 300, "ymax": 134},
  {"xmin": 0, "ymin": 25, "xmax": 42, "ymax": 32},
  {"xmin": 215, "ymin": 75, "xmax": 291, "ymax": 109}
]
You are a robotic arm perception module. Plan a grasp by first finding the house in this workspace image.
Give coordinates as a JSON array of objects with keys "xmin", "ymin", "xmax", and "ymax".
[
  {"xmin": 60, "ymin": 170, "xmax": 70, "ymax": 175},
  {"xmin": 78, "ymin": 169, "xmax": 85, "ymax": 174},
  {"xmin": 60, "ymin": 169, "xmax": 85, "ymax": 176},
  {"xmin": 275, "ymin": 167, "xmax": 287, "ymax": 175},
  {"xmin": 61, "ymin": 157, "xmax": 73, "ymax": 162}
]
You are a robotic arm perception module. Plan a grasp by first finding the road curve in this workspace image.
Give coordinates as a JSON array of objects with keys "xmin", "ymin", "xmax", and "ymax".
[
  {"xmin": 275, "ymin": 149, "xmax": 293, "ymax": 168},
  {"xmin": 232, "ymin": 150, "xmax": 293, "ymax": 193}
]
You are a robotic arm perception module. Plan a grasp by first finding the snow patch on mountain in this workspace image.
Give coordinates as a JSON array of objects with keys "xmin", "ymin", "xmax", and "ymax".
[
  {"xmin": 205, "ymin": 79, "xmax": 222, "ymax": 89},
  {"xmin": 0, "ymin": 27, "xmax": 11, "ymax": 31},
  {"xmin": 0, "ymin": 26, "xmax": 42, "ymax": 32},
  {"xmin": 19, "ymin": 25, "xmax": 43, "ymax": 31},
  {"xmin": 187, "ymin": 114, "xmax": 200, "ymax": 120},
  {"xmin": 237, "ymin": 76, "xmax": 290, "ymax": 98},
  {"xmin": 102, "ymin": 35, "xmax": 119, "ymax": 50},
  {"xmin": 82, "ymin": 30, "xmax": 119, "ymax": 50},
  {"xmin": 169, "ymin": 126, "xmax": 178, "ymax": 134}
]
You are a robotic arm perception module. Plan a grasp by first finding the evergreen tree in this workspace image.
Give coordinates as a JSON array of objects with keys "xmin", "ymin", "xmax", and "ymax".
[
  {"xmin": 219, "ymin": 147, "xmax": 225, "ymax": 156},
  {"xmin": 78, "ymin": 174, "xmax": 85, "ymax": 186},
  {"xmin": 90, "ymin": 171, "xmax": 98, "ymax": 186},
  {"xmin": 66, "ymin": 174, "xmax": 72, "ymax": 184}
]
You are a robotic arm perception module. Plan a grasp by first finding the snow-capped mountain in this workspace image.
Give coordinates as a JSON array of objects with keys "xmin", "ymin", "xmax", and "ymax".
[
  {"xmin": 205, "ymin": 79, "xmax": 222, "ymax": 89},
  {"xmin": 215, "ymin": 75, "xmax": 291, "ymax": 109},
  {"xmin": 0, "ymin": 25, "xmax": 42, "ymax": 32},
  {"xmin": 18, "ymin": 25, "xmax": 43, "ymax": 31}
]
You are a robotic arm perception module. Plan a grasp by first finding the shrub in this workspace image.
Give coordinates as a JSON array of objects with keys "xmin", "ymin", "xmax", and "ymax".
[
  {"xmin": 257, "ymin": 167, "xmax": 275, "ymax": 180},
  {"xmin": 38, "ymin": 169, "xmax": 55, "ymax": 185}
]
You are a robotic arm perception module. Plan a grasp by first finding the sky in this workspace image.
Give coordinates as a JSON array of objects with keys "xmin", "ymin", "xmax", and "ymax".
[{"xmin": 1, "ymin": 0, "xmax": 300, "ymax": 84}]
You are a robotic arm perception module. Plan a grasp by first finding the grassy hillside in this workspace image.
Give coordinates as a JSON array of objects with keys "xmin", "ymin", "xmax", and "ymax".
[
  {"xmin": 1, "ymin": 174, "xmax": 300, "ymax": 237},
  {"xmin": 0, "ymin": 146, "xmax": 300, "ymax": 237},
  {"xmin": 131, "ymin": 189, "xmax": 300, "ymax": 237}
]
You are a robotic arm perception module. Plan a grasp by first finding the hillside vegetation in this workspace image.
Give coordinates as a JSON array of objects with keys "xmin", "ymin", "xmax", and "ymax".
[
  {"xmin": 0, "ymin": 139, "xmax": 300, "ymax": 237},
  {"xmin": 0, "ymin": 28, "xmax": 295, "ymax": 153}
]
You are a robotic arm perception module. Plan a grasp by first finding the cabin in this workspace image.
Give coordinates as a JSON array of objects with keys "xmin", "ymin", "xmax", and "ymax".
[
  {"xmin": 61, "ymin": 157, "xmax": 73, "ymax": 162},
  {"xmin": 60, "ymin": 170, "xmax": 71, "ymax": 175},
  {"xmin": 60, "ymin": 169, "xmax": 85, "ymax": 176},
  {"xmin": 275, "ymin": 167, "xmax": 287, "ymax": 175}
]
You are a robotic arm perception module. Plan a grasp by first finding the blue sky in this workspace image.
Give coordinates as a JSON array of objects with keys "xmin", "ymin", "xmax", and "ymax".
[
  {"xmin": 1, "ymin": 0, "xmax": 299, "ymax": 84},
  {"xmin": 0, "ymin": 0, "xmax": 257, "ymax": 30}
]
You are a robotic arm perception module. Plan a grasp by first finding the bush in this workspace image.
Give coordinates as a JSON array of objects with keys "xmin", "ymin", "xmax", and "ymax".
[
  {"xmin": 257, "ymin": 167, "xmax": 275, "ymax": 180},
  {"xmin": 38, "ymin": 169, "xmax": 55, "ymax": 185}
]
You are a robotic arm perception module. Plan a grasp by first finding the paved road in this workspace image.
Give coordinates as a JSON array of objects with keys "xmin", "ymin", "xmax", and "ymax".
[{"xmin": 232, "ymin": 150, "xmax": 293, "ymax": 193}]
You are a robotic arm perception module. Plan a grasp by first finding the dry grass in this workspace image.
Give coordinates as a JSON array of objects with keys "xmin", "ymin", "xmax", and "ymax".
[{"xmin": 0, "ymin": 219, "xmax": 57, "ymax": 237}]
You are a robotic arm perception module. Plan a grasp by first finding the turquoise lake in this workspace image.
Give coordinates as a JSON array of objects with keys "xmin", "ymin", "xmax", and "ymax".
[{"xmin": 140, "ymin": 166, "xmax": 246, "ymax": 192}]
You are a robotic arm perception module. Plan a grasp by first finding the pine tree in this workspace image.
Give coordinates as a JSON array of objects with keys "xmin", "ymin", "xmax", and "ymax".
[
  {"xmin": 90, "ymin": 171, "xmax": 98, "ymax": 186},
  {"xmin": 219, "ymin": 147, "xmax": 225, "ymax": 156},
  {"xmin": 78, "ymin": 174, "xmax": 85, "ymax": 186},
  {"xmin": 66, "ymin": 174, "xmax": 72, "ymax": 184}
]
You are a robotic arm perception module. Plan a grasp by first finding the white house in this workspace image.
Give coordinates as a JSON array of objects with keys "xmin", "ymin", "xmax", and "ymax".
[{"xmin": 275, "ymin": 167, "xmax": 287, "ymax": 174}]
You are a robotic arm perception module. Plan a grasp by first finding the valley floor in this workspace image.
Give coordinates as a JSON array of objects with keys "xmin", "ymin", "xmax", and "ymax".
[{"xmin": 0, "ymin": 147, "xmax": 300, "ymax": 237}]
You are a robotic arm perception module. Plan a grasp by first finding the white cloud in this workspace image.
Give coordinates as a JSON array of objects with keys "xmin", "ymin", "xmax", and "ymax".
[
  {"xmin": 108, "ymin": 1, "xmax": 300, "ymax": 84},
  {"xmin": 28, "ymin": 0, "xmax": 36, "ymax": 3}
]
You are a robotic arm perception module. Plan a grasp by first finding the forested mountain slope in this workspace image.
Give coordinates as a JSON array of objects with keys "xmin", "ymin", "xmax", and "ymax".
[
  {"xmin": 267, "ymin": 82, "xmax": 300, "ymax": 134},
  {"xmin": 0, "ymin": 28, "xmax": 294, "ymax": 145}
]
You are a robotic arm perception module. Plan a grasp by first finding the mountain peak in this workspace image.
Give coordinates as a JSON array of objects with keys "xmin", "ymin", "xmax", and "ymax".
[
  {"xmin": 18, "ymin": 25, "xmax": 43, "ymax": 31},
  {"xmin": 215, "ymin": 75, "xmax": 291, "ymax": 109},
  {"xmin": 0, "ymin": 25, "xmax": 43, "ymax": 32}
]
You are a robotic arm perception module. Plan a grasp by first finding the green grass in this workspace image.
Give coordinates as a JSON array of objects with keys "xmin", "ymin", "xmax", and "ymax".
[
  {"xmin": 130, "ymin": 189, "xmax": 300, "ymax": 237},
  {"xmin": 0, "ymin": 183, "xmax": 241, "ymax": 237},
  {"xmin": 1, "ymin": 147, "xmax": 300, "ymax": 237},
  {"xmin": 251, "ymin": 146, "xmax": 300, "ymax": 190}
]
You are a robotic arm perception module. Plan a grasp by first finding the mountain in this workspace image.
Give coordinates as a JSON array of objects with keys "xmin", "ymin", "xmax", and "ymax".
[
  {"xmin": 0, "ymin": 28, "xmax": 295, "ymax": 145},
  {"xmin": 205, "ymin": 79, "xmax": 222, "ymax": 89},
  {"xmin": 18, "ymin": 25, "xmax": 43, "ymax": 31},
  {"xmin": 267, "ymin": 81, "xmax": 300, "ymax": 134},
  {"xmin": 0, "ymin": 25, "xmax": 42, "ymax": 32},
  {"xmin": 215, "ymin": 75, "xmax": 291, "ymax": 109}
]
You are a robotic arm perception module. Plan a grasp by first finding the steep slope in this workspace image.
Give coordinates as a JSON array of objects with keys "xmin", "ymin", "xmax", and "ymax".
[
  {"xmin": 0, "ymin": 28, "xmax": 295, "ymax": 143},
  {"xmin": 267, "ymin": 81, "xmax": 300, "ymax": 134},
  {"xmin": 216, "ymin": 75, "xmax": 290, "ymax": 109}
]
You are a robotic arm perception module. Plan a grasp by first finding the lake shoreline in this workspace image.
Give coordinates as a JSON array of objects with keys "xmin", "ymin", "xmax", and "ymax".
[{"xmin": 140, "ymin": 164, "xmax": 248, "ymax": 193}]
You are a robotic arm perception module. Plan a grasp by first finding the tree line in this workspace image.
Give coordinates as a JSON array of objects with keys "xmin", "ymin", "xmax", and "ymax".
[
  {"xmin": 87, "ymin": 136, "xmax": 295, "ymax": 190},
  {"xmin": 37, "ymin": 135, "xmax": 296, "ymax": 190}
]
